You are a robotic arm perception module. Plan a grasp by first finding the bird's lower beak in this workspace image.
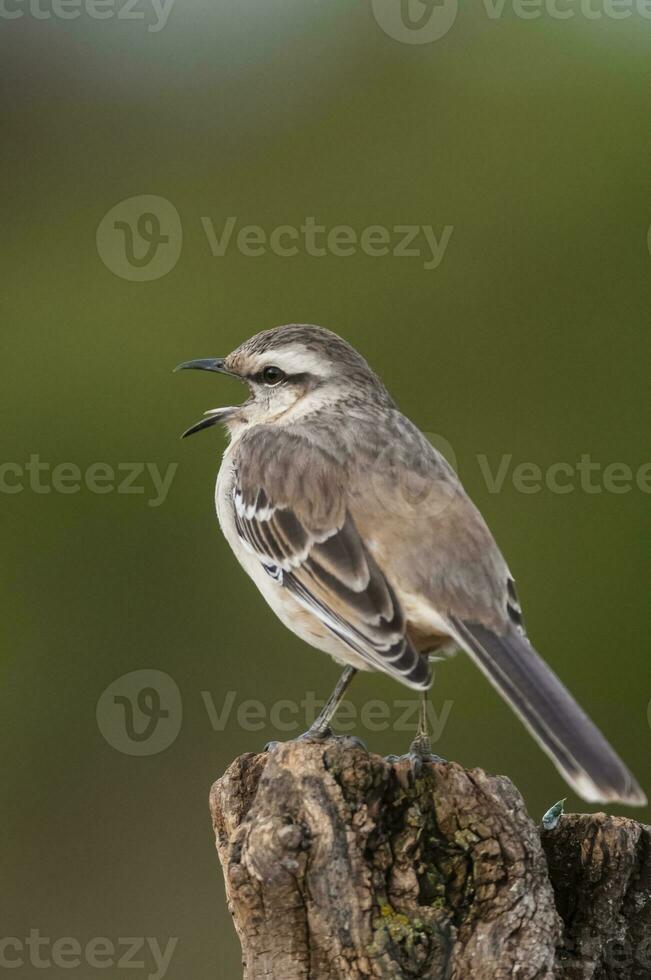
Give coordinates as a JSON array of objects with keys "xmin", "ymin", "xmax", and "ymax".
[
  {"xmin": 174, "ymin": 357, "xmax": 240, "ymax": 438},
  {"xmin": 180, "ymin": 408, "xmax": 237, "ymax": 439}
]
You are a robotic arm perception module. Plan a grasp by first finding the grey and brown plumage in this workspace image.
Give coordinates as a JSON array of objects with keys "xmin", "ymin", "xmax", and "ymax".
[{"xmin": 176, "ymin": 323, "xmax": 646, "ymax": 806}]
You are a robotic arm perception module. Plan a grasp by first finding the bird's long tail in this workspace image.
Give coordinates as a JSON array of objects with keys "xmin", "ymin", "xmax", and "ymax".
[{"xmin": 449, "ymin": 617, "xmax": 646, "ymax": 805}]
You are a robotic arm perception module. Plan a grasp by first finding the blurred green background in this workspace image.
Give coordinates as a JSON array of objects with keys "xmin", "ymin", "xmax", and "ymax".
[{"xmin": 2, "ymin": 2, "xmax": 650, "ymax": 977}]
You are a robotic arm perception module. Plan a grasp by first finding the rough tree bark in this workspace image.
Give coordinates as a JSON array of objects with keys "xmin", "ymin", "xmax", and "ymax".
[{"xmin": 209, "ymin": 739, "xmax": 650, "ymax": 980}]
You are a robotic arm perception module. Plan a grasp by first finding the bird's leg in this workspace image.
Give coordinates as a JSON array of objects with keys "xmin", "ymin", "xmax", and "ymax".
[
  {"xmin": 265, "ymin": 666, "xmax": 360, "ymax": 752},
  {"xmin": 409, "ymin": 691, "xmax": 433, "ymax": 757},
  {"xmin": 386, "ymin": 691, "xmax": 446, "ymax": 773},
  {"xmin": 301, "ymin": 666, "xmax": 358, "ymax": 741},
  {"xmin": 408, "ymin": 691, "xmax": 446, "ymax": 767}
]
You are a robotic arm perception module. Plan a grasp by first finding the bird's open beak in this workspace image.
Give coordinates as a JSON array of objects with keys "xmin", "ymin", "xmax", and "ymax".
[{"xmin": 174, "ymin": 357, "xmax": 240, "ymax": 438}]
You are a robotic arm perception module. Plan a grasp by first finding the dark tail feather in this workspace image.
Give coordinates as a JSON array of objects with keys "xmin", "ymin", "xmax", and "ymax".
[{"xmin": 450, "ymin": 617, "xmax": 646, "ymax": 806}]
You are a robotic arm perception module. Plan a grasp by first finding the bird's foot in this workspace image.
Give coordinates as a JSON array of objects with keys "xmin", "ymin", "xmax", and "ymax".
[
  {"xmin": 298, "ymin": 724, "xmax": 367, "ymax": 750},
  {"xmin": 386, "ymin": 735, "xmax": 446, "ymax": 782},
  {"xmin": 409, "ymin": 731, "xmax": 446, "ymax": 763},
  {"xmin": 264, "ymin": 729, "xmax": 367, "ymax": 752},
  {"xmin": 264, "ymin": 724, "xmax": 332, "ymax": 751}
]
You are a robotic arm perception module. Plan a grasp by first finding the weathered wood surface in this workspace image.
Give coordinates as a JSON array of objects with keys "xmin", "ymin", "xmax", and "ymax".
[
  {"xmin": 541, "ymin": 812, "xmax": 651, "ymax": 979},
  {"xmin": 210, "ymin": 739, "xmax": 650, "ymax": 980}
]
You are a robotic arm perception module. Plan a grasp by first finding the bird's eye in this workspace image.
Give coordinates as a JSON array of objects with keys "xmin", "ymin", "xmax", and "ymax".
[{"xmin": 261, "ymin": 365, "xmax": 285, "ymax": 386}]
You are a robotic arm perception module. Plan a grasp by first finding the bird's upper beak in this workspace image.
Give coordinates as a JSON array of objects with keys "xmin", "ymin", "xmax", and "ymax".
[
  {"xmin": 174, "ymin": 357, "xmax": 233, "ymax": 375},
  {"xmin": 174, "ymin": 357, "xmax": 241, "ymax": 438}
]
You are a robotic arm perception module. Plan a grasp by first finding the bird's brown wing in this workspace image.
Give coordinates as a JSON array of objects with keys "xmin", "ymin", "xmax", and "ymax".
[
  {"xmin": 344, "ymin": 410, "xmax": 645, "ymax": 804},
  {"xmin": 232, "ymin": 426, "xmax": 430, "ymax": 689}
]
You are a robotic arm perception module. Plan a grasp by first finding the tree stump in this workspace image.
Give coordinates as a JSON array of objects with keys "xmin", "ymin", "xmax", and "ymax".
[
  {"xmin": 541, "ymin": 813, "xmax": 651, "ymax": 979},
  {"xmin": 209, "ymin": 739, "xmax": 650, "ymax": 980}
]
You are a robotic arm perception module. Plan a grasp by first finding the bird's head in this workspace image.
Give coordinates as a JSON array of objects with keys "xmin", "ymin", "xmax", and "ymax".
[{"xmin": 175, "ymin": 323, "xmax": 391, "ymax": 439}]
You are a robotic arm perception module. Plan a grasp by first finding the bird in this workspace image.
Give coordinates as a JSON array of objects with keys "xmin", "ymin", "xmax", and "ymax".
[{"xmin": 175, "ymin": 323, "xmax": 646, "ymax": 806}]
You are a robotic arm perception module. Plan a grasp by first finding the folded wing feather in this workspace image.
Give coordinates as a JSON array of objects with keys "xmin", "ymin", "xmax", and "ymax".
[{"xmin": 232, "ymin": 429, "xmax": 430, "ymax": 689}]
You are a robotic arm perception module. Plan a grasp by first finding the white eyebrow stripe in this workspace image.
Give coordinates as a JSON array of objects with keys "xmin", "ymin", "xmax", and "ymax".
[{"xmin": 253, "ymin": 346, "xmax": 326, "ymax": 377}]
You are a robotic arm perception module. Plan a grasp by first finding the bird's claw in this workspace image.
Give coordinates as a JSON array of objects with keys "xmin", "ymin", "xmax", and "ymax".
[
  {"xmin": 386, "ymin": 736, "xmax": 447, "ymax": 784},
  {"xmin": 265, "ymin": 730, "xmax": 368, "ymax": 752}
]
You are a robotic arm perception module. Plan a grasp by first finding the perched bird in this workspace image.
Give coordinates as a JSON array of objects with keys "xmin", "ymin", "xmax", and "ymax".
[{"xmin": 176, "ymin": 323, "xmax": 645, "ymax": 805}]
